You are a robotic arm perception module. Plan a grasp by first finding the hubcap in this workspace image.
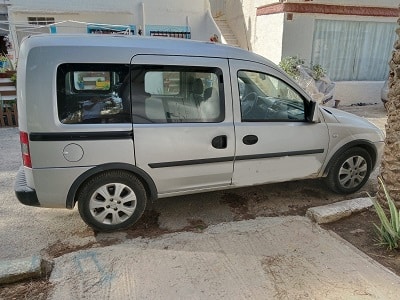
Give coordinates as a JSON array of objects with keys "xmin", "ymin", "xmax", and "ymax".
[
  {"xmin": 338, "ymin": 155, "xmax": 368, "ymax": 189},
  {"xmin": 89, "ymin": 183, "xmax": 137, "ymax": 225}
]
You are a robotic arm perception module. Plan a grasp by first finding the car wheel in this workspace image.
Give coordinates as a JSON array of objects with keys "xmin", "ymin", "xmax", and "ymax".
[
  {"xmin": 325, "ymin": 147, "xmax": 372, "ymax": 194},
  {"xmin": 77, "ymin": 170, "xmax": 147, "ymax": 232}
]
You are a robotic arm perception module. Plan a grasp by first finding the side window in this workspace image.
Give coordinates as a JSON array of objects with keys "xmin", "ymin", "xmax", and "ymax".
[
  {"xmin": 129, "ymin": 66, "xmax": 224, "ymax": 124},
  {"xmin": 57, "ymin": 64, "xmax": 130, "ymax": 124},
  {"xmin": 238, "ymin": 70, "xmax": 305, "ymax": 122}
]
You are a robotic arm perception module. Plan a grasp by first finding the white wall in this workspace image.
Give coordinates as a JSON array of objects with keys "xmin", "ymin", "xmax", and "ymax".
[
  {"xmin": 253, "ymin": 13, "xmax": 284, "ymax": 64},
  {"xmin": 224, "ymin": 0, "xmax": 254, "ymax": 50},
  {"xmin": 9, "ymin": 0, "xmax": 210, "ymax": 25},
  {"xmin": 281, "ymin": 15, "xmax": 314, "ymax": 64},
  {"xmin": 286, "ymin": 0, "xmax": 397, "ymax": 7},
  {"xmin": 8, "ymin": 0, "xmax": 218, "ymax": 51},
  {"xmin": 334, "ymin": 81, "xmax": 385, "ymax": 105}
]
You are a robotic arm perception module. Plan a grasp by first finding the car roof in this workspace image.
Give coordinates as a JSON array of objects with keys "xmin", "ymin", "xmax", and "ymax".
[{"xmin": 22, "ymin": 34, "xmax": 272, "ymax": 65}]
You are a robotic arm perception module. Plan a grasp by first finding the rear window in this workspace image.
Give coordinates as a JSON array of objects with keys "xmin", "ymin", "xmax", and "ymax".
[{"xmin": 57, "ymin": 64, "xmax": 130, "ymax": 124}]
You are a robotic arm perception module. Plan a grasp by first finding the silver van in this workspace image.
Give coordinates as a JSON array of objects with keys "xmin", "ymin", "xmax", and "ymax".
[{"xmin": 15, "ymin": 34, "xmax": 384, "ymax": 231}]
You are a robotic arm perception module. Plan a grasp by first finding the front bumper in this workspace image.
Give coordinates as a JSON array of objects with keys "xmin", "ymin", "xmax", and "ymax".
[{"xmin": 14, "ymin": 166, "xmax": 40, "ymax": 207}]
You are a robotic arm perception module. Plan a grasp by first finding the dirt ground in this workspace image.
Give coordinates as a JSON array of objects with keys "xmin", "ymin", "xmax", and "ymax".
[
  {"xmin": 323, "ymin": 103, "xmax": 400, "ymax": 278},
  {"xmin": 1, "ymin": 102, "xmax": 398, "ymax": 299}
]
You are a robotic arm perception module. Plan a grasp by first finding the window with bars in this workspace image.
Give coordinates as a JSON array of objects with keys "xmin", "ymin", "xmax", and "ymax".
[
  {"xmin": 87, "ymin": 25, "xmax": 135, "ymax": 35},
  {"xmin": 146, "ymin": 25, "xmax": 191, "ymax": 39},
  {"xmin": 149, "ymin": 31, "xmax": 191, "ymax": 39},
  {"xmin": 28, "ymin": 17, "xmax": 55, "ymax": 26}
]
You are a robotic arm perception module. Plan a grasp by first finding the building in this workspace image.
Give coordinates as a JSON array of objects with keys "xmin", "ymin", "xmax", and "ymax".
[
  {"xmin": 4, "ymin": 0, "xmax": 399, "ymax": 104},
  {"xmin": 212, "ymin": 0, "xmax": 398, "ymax": 104},
  {"xmin": 6, "ymin": 0, "xmax": 220, "ymax": 57}
]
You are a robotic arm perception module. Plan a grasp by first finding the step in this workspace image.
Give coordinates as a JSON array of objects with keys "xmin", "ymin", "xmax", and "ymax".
[
  {"xmin": 0, "ymin": 91, "xmax": 16, "ymax": 96},
  {"xmin": 0, "ymin": 95, "xmax": 16, "ymax": 101},
  {"xmin": 0, "ymin": 85, "xmax": 15, "ymax": 90},
  {"xmin": 0, "ymin": 81, "xmax": 14, "ymax": 87},
  {"xmin": 213, "ymin": 17, "xmax": 239, "ymax": 47}
]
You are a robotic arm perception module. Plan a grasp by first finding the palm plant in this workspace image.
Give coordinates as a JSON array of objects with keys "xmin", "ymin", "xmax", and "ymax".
[
  {"xmin": 373, "ymin": 177, "xmax": 400, "ymax": 250},
  {"xmin": 377, "ymin": 15, "xmax": 400, "ymax": 207}
]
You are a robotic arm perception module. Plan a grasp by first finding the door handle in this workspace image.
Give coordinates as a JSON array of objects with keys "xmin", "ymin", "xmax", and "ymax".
[
  {"xmin": 243, "ymin": 135, "xmax": 258, "ymax": 145},
  {"xmin": 212, "ymin": 135, "xmax": 227, "ymax": 149}
]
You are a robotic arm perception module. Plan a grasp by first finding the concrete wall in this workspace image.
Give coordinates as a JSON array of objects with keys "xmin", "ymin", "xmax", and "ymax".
[
  {"xmin": 224, "ymin": 0, "xmax": 254, "ymax": 50},
  {"xmin": 335, "ymin": 81, "xmax": 385, "ymax": 105},
  {"xmin": 286, "ymin": 0, "xmax": 396, "ymax": 6},
  {"xmin": 8, "ymin": 0, "xmax": 216, "ymax": 50},
  {"xmin": 253, "ymin": 13, "xmax": 284, "ymax": 64}
]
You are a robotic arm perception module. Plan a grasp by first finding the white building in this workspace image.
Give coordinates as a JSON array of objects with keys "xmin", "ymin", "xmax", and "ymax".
[
  {"xmin": 6, "ymin": 0, "xmax": 220, "ymax": 56},
  {"xmin": 212, "ymin": 0, "xmax": 398, "ymax": 104},
  {"xmin": 5, "ymin": 0, "xmax": 399, "ymax": 104}
]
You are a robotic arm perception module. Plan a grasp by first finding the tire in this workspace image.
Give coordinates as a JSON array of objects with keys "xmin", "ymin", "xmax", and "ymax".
[
  {"xmin": 77, "ymin": 170, "xmax": 147, "ymax": 232},
  {"xmin": 325, "ymin": 147, "xmax": 372, "ymax": 194}
]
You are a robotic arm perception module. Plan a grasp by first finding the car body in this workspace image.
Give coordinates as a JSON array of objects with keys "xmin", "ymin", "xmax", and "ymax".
[{"xmin": 14, "ymin": 34, "xmax": 384, "ymax": 231}]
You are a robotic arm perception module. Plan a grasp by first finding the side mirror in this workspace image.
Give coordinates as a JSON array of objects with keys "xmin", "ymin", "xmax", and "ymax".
[{"xmin": 307, "ymin": 101, "xmax": 319, "ymax": 122}]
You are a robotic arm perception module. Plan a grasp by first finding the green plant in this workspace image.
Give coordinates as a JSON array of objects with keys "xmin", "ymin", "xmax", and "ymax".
[
  {"xmin": 278, "ymin": 56, "xmax": 305, "ymax": 79},
  {"xmin": 372, "ymin": 177, "xmax": 400, "ymax": 250},
  {"xmin": 312, "ymin": 64, "xmax": 326, "ymax": 81},
  {"xmin": 279, "ymin": 57, "xmax": 327, "ymax": 81},
  {"xmin": 10, "ymin": 72, "xmax": 16, "ymax": 83}
]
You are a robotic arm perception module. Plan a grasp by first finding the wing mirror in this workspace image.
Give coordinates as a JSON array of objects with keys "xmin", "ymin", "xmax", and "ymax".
[{"xmin": 307, "ymin": 101, "xmax": 319, "ymax": 122}]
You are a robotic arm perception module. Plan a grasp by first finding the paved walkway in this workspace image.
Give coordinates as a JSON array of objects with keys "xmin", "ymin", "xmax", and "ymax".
[{"xmin": 48, "ymin": 216, "xmax": 400, "ymax": 299}]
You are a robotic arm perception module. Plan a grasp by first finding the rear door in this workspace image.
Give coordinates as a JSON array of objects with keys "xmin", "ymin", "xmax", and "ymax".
[
  {"xmin": 130, "ymin": 55, "xmax": 235, "ymax": 196},
  {"xmin": 229, "ymin": 59, "xmax": 329, "ymax": 186}
]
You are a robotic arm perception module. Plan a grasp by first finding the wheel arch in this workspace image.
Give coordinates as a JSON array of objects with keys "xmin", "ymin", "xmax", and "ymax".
[
  {"xmin": 66, "ymin": 163, "xmax": 158, "ymax": 209},
  {"xmin": 322, "ymin": 140, "xmax": 378, "ymax": 177}
]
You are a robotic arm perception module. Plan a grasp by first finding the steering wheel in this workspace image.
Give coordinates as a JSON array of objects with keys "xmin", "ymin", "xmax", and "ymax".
[{"xmin": 241, "ymin": 92, "xmax": 258, "ymax": 117}]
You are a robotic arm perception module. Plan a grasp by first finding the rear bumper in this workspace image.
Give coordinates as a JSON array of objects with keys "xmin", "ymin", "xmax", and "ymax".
[{"xmin": 14, "ymin": 166, "xmax": 40, "ymax": 207}]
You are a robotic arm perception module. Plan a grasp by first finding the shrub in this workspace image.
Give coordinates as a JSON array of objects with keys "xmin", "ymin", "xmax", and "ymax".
[
  {"xmin": 278, "ymin": 56, "xmax": 305, "ymax": 79},
  {"xmin": 279, "ymin": 56, "xmax": 326, "ymax": 81},
  {"xmin": 372, "ymin": 177, "xmax": 400, "ymax": 250}
]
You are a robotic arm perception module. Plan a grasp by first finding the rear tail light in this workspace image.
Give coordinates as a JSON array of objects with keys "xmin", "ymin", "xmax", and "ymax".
[{"xmin": 20, "ymin": 131, "xmax": 32, "ymax": 168}]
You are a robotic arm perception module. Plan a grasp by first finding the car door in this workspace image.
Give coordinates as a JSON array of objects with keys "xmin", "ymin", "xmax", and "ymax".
[
  {"xmin": 130, "ymin": 55, "xmax": 235, "ymax": 196},
  {"xmin": 229, "ymin": 59, "xmax": 329, "ymax": 186}
]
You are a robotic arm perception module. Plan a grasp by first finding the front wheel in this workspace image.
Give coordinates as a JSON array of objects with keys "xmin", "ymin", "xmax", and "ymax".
[
  {"xmin": 77, "ymin": 170, "xmax": 147, "ymax": 232},
  {"xmin": 325, "ymin": 147, "xmax": 372, "ymax": 194}
]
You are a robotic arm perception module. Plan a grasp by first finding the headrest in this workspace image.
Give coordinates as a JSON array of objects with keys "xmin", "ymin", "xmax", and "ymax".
[
  {"xmin": 193, "ymin": 78, "xmax": 204, "ymax": 95},
  {"xmin": 203, "ymin": 87, "xmax": 212, "ymax": 100}
]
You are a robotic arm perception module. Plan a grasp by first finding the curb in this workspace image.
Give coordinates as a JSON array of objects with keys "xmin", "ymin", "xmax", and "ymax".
[
  {"xmin": 0, "ymin": 254, "xmax": 53, "ymax": 285},
  {"xmin": 306, "ymin": 197, "xmax": 374, "ymax": 224}
]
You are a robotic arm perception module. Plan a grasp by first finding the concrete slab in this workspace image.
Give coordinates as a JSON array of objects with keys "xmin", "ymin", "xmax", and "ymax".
[
  {"xmin": 0, "ymin": 256, "xmax": 42, "ymax": 284},
  {"xmin": 48, "ymin": 216, "xmax": 400, "ymax": 299},
  {"xmin": 306, "ymin": 197, "xmax": 374, "ymax": 224}
]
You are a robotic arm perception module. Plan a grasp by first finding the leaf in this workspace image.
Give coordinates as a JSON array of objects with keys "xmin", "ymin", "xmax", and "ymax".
[
  {"xmin": 379, "ymin": 177, "xmax": 400, "ymax": 232},
  {"xmin": 373, "ymin": 200, "xmax": 397, "ymax": 238}
]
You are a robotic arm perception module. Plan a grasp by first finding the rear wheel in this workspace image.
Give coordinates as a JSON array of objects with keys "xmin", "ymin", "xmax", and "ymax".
[
  {"xmin": 325, "ymin": 147, "xmax": 372, "ymax": 194},
  {"xmin": 77, "ymin": 170, "xmax": 147, "ymax": 232}
]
